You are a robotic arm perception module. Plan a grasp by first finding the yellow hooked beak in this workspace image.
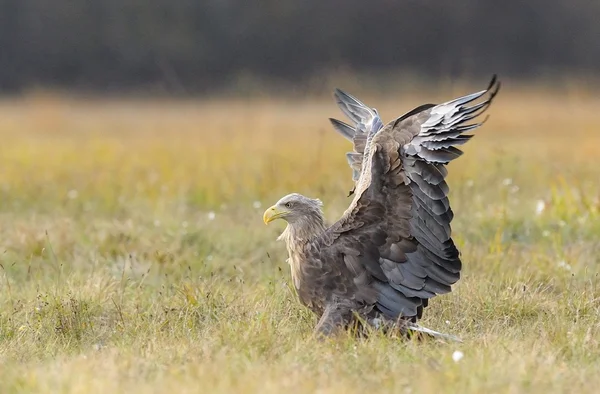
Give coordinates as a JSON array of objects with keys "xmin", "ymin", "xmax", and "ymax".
[{"xmin": 263, "ymin": 205, "xmax": 289, "ymax": 225}]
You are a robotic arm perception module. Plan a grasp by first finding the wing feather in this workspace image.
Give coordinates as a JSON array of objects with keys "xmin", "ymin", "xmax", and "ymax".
[
  {"xmin": 329, "ymin": 89, "xmax": 384, "ymax": 185},
  {"xmin": 329, "ymin": 118, "xmax": 355, "ymax": 141}
]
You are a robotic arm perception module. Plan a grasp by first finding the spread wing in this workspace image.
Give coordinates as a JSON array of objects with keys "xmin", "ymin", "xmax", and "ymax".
[
  {"xmin": 312, "ymin": 76, "xmax": 500, "ymax": 321},
  {"xmin": 329, "ymin": 89, "xmax": 384, "ymax": 185}
]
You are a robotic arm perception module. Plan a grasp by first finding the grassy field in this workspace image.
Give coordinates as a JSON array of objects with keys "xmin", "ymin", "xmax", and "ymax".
[{"xmin": 0, "ymin": 83, "xmax": 599, "ymax": 393}]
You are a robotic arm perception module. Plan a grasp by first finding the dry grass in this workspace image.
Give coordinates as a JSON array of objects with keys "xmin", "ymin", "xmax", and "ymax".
[{"xmin": 0, "ymin": 83, "xmax": 599, "ymax": 393}]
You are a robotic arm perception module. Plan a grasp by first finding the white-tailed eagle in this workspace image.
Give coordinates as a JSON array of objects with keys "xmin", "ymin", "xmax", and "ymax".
[{"xmin": 263, "ymin": 76, "xmax": 500, "ymax": 339}]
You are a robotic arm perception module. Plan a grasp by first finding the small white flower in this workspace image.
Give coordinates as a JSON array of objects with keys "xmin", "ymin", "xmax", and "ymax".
[
  {"xmin": 153, "ymin": 220, "xmax": 161, "ymax": 227},
  {"xmin": 558, "ymin": 220, "xmax": 566, "ymax": 227},
  {"xmin": 445, "ymin": 320, "xmax": 450, "ymax": 325},
  {"xmin": 558, "ymin": 260, "xmax": 572, "ymax": 271},
  {"xmin": 535, "ymin": 200, "xmax": 546, "ymax": 215},
  {"xmin": 67, "ymin": 189, "xmax": 78, "ymax": 199},
  {"xmin": 452, "ymin": 350, "xmax": 464, "ymax": 362},
  {"xmin": 253, "ymin": 201, "xmax": 262, "ymax": 209},
  {"xmin": 206, "ymin": 255, "xmax": 213, "ymax": 261},
  {"xmin": 502, "ymin": 178, "xmax": 513, "ymax": 186},
  {"xmin": 372, "ymin": 318, "xmax": 382, "ymax": 329},
  {"xmin": 542, "ymin": 230, "xmax": 551, "ymax": 237},
  {"xmin": 466, "ymin": 179, "xmax": 474, "ymax": 188},
  {"xmin": 207, "ymin": 211, "xmax": 216, "ymax": 220}
]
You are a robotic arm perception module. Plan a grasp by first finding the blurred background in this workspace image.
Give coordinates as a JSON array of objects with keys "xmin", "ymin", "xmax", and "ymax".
[
  {"xmin": 0, "ymin": 0, "xmax": 598, "ymax": 95},
  {"xmin": 1, "ymin": 3, "xmax": 600, "ymax": 390}
]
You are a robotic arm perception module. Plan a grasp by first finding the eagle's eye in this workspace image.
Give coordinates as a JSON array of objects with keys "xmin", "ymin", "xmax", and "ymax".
[{"xmin": 285, "ymin": 202, "xmax": 292, "ymax": 208}]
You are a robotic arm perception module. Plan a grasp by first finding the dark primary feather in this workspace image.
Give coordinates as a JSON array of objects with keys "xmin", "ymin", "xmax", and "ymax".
[
  {"xmin": 302, "ymin": 76, "xmax": 499, "ymax": 330},
  {"xmin": 329, "ymin": 118, "xmax": 355, "ymax": 141}
]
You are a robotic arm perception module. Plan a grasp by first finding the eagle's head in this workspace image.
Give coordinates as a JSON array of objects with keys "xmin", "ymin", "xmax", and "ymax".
[{"xmin": 263, "ymin": 193, "xmax": 323, "ymax": 225}]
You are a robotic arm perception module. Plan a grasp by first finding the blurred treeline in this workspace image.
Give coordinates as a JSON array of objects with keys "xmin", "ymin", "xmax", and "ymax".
[{"xmin": 0, "ymin": 0, "xmax": 598, "ymax": 94}]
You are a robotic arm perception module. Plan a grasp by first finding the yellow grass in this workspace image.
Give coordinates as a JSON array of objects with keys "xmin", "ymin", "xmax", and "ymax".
[{"xmin": 0, "ymin": 84, "xmax": 599, "ymax": 393}]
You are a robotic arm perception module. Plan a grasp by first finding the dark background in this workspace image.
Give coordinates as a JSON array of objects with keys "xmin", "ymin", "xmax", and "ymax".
[{"xmin": 1, "ymin": 0, "xmax": 598, "ymax": 94}]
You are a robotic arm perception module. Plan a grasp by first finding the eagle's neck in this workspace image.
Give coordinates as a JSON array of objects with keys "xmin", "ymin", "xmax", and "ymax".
[
  {"xmin": 277, "ymin": 212, "xmax": 326, "ymax": 291},
  {"xmin": 277, "ymin": 212, "xmax": 326, "ymax": 246}
]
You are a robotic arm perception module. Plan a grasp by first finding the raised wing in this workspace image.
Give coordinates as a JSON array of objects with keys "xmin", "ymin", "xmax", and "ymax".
[
  {"xmin": 329, "ymin": 89, "xmax": 383, "ymax": 185},
  {"xmin": 314, "ymin": 76, "xmax": 500, "ymax": 321}
]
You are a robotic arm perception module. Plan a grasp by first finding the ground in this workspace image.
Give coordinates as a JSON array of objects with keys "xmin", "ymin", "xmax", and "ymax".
[{"xmin": 0, "ymin": 83, "xmax": 599, "ymax": 393}]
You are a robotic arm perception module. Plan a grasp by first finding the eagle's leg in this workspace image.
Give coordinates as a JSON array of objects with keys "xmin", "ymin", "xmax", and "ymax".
[{"xmin": 314, "ymin": 304, "xmax": 351, "ymax": 337}]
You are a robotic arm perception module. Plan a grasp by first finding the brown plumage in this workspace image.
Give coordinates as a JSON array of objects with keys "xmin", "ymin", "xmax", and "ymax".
[{"xmin": 263, "ymin": 76, "xmax": 500, "ymax": 339}]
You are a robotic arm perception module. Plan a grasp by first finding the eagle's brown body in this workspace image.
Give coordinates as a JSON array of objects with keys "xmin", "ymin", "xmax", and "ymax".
[{"xmin": 264, "ymin": 77, "xmax": 500, "ymax": 338}]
